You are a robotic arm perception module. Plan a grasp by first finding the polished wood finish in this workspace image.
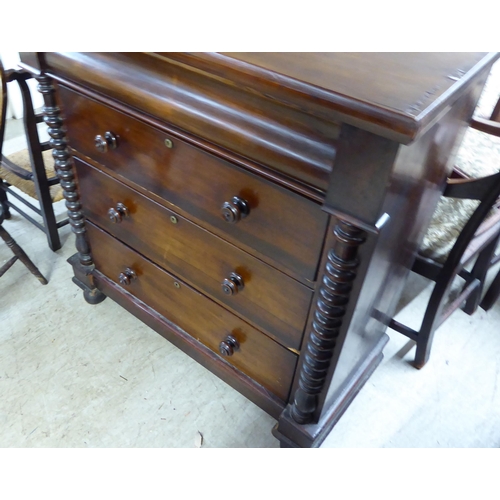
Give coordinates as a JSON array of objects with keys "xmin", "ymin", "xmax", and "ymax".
[
  {"xmin": 219, "ymin": 52, "xmax": 491, "ymax": 139},
  {"xmin": 273, "ymin": 334, "xmax": 388, "ymax": 448},
  {"xmin": 20, "ymin": 52, "xmax": 498, "ymax": 447},
  {"xmin": 290, "ymin": 220, "xmax": 367, "ymax": 424},
  {"xmin": 40, "ymin": 53, "xmax": 340, "ymax": 192},
  {"xmin": 74, "ymin": 158, "xmax": 313, "ymax": 349},
  {"xmin": 37, "ymin": 75, "xmax": 105, "ymax": 304},
  {"xmin": 86, "ymin": 221, "xmax": 297, "ymax": 402},
  {"xmin": 36, "ymin": 53, "xmax": 497, "ymax": 187},
  {"xmin": 59, "ymin": 85, "xmax": 328, "ymax": 281},
  {"xmin": 92, "ymin": 268, "xmax": 286, "ymax": 418}
]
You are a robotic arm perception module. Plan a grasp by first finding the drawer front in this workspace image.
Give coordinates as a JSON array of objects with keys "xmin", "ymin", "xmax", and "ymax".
[
  {"xmin": 59, "ymin": 85, "xmax": 328, "ymax": 281},
  {"xmin": 76, "ymin": 158, "xmax": 312, "ymax": 350},
  {"xmin": 86, "ymin": 222, "xmax": 297, "ymax": 402}
]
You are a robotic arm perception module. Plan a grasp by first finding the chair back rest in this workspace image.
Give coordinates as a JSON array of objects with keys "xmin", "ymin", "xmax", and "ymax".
[{"xmin": 442, "ymin": 171, "xmax": 500, "ymax": 278}]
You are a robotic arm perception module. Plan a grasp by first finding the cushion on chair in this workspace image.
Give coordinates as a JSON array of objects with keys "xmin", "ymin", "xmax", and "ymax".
[
  {"xmin": 419, "ymin": 131, "xmax": 500, "ymax": 263},
  {"xmin": 419, "ymin": 75, "xmax": 500, "ymax": 264},
  {"xmin": 0, "ymin": 148, "xmax": 63, "ymax": 202},
  {"xmin": 420, "ymin": 197, "xmax": 480, "ymax": 263}
]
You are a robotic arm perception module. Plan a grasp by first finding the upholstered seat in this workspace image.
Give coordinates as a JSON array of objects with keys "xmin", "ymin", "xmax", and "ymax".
[{"xmin": 420, "ymin": 118, "xmax": 500, "ymax": 263}]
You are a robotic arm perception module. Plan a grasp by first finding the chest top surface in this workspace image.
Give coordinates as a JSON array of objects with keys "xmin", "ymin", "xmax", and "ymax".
[
  {"xmin": 157, "ymin": 52, "xmax": 498, "ymax": 140},
  {"xmin": 221, "ymin": 52, "xmax": 488, "ymax": 113},
  {"xmin": 23, "ymin": 52, "xmax": 498, "ymax": 193}
]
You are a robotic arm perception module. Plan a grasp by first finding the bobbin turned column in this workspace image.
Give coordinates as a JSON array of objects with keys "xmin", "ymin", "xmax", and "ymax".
[
  {"xmin": 273, "ymin": 125, "xmax": 402, "ymax": 448},
  {"xmin": 291, "ymin": 220, "xmax": 366, "ymax": 425},
  {"xmin": 272, "ymin": 213, "xmax": 389, "ymax": 449},
  {"xmin": 37, "ymin": 75, "xmax": 105, "ymax": 304}
]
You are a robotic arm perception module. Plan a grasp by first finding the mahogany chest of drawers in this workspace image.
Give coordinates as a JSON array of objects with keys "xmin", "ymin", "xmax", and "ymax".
[{"xmin": 20, "ymin": 52, "xmax": 497, "ymax": 447}]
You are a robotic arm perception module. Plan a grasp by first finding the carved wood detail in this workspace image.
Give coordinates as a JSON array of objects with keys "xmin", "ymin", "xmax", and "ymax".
[
  {"xmin": 290, "ymin": 219, "xmax": 367, "ymax": 424},
  {"xmin": 38, "ymin": 75, "xmax": 92, "ymax": 268},
  {"xmin": 38, "ymin": 75, "xmax": 105, "ymax": 304}
]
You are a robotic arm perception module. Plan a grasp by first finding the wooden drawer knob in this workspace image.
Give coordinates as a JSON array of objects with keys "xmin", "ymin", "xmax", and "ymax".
[
  {"xmin": 108, "ymin": 202, "xmax": 129, "ymax": 223},
  {"xmin": 95, "ymin": 131, "xmax": 118, "ymax": 153},
  {"xmin": 219, "ymin": 335, "xmax": 240, "ymax": 357},
  {"xmin": 221, "ymin": 272, "xmax": 244, "ymax": 296},
  {"xmin": 118, "ymin": 267, "xmax": 137, "ymax": 286},
  {"xmin": 221, "ymin": 196, "xmax": 250, "ymax": 224}
]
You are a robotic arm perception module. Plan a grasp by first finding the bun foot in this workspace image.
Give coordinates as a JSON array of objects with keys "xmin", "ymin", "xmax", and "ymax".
[{"xmin": 83, "ymin": 287, "xmax": 107, "ymax": 305}]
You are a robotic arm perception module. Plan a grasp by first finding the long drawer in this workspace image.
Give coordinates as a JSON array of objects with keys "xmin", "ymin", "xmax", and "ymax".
[
  {"xmin": 59, "ymin": 85, "xmax": 328, "ymax": 282},
  {"xmin": 75, "ymin": 158, "xmax": 312, "ymax": 350},
  {"xmin": 85, "ymin": 222, "xmax": 298, "ymax": 402}
]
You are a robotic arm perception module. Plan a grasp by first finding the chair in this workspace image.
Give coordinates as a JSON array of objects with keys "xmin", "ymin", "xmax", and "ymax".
[
  {"xmin": 0, "ymin": 61, "xmax": 68, "ymax": 252},
  {"xmin": 0, "ymin": 63, "xmax": 47, "ymax": 285},
  {"xmin": 389, "ymin": 82, "xmax": 500, "ymax": 369}
]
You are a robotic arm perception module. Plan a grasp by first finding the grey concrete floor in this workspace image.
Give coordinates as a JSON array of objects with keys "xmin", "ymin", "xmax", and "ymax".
[{"xmin": 1, "ymin": 77, "xmax": 500, "ymax": 448}]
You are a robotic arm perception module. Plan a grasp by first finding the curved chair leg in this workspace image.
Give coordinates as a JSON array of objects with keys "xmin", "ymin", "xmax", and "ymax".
[
  {"xmin": 0, "ymin": 225, "xmax": 48, "ymax": 284},
  {"xmin": 390, "ymin": 275, "xmax": 453, "ymax": 369},
  {"xmin": 414, "ymin": 319, "xmax": 437, "ymax": 369},
  {"xmin": 481, "ymin": 269, "xmax": 500, "ymax": 311},
  {"xmin": 413, "ymin": 289, "xmax": 446, "ymax": 369}
]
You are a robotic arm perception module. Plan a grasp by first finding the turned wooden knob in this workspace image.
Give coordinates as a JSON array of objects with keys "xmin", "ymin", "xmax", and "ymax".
[
  {"xmin": 95, "ymin": 131, "xmax": 118, "ymax": 153},
  {"xmin": 219, "ymin": 335, "xmax": 240, "ymax": 357},
  {"xmin": 118, "ymin": 267, "xmax": 137, "ymax": 286},
  {"xmin": 108, "ymin": 202, "xmax": 129, "ymax": 223},
  {"xmin": 221, "ymin": 272, "xmax": 244, "ymax": 296},
  {"xmin": 221, "ymin": 196, "xmax": 250, "ymax": 224}
]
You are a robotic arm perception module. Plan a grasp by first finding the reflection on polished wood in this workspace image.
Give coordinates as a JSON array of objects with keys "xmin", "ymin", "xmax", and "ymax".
[{"xmin": 20, "ymin": 52, "xmax": 499, "ymax": 447}]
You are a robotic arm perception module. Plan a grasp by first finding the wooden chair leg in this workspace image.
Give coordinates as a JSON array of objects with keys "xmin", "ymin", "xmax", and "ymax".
[
  {"xmin": 0, "ymin": 255, "xmax": 17, "ymax": 277},
  {"xmin": 18, "ymin": 77, "xmax": 61, "ymax": 252},
  {"xmin": 0, "ymin": 225, "xmax": 48, "ymax": 284},
  {"xmin": 409, "ymin": 295, "xmax": 442, "ymax": 369},
  {"xmin": 414, "ymin": 322, "xmax": 435, "ymax": 369},
  {"xmin": 462, "ymin": 235, "xmax": 500, "ymax": 314},
  {"xmin": 412, "ymin": 262, "xmax": 465, "ymax": 368},
  {"xmin": 0, "ymin": 180, "xmax": 10, "ymax": 219},
  {"xmin": 481, "ymin": 269, "xmax": 500, "ymax": 311}
]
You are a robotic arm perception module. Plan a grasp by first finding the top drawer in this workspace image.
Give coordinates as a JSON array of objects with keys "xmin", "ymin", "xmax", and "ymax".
[{"xmin": 58, "ymin": 85, "xmax": 329, "ymax": 282}]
